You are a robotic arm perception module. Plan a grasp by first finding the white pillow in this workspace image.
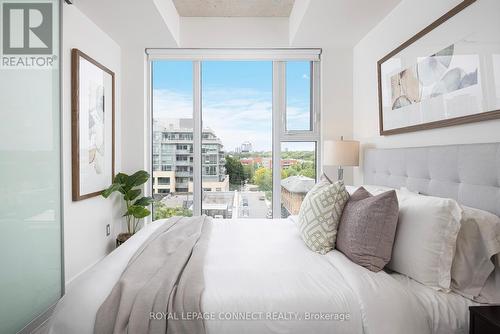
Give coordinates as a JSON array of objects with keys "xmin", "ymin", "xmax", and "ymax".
[
  {"xmin": 347, "ymin": 185, "xmax": 417, "ymax": 203},
  {"xmin": 387, "ymin": 194, "xmax": 463, "ymax": 290},
  {"xmin": 476, "ymin": 255, "xmax": 500, "ymax": 303},
  {"xmin": 345, "ymin": 185, "xmax": 396, "ymax": 195},
  {"xmin": 451, "ymin": 206, "xmax": 500, "ymax": 300}
]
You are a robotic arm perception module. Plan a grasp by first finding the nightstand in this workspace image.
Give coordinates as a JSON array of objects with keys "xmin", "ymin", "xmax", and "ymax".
[{"xmin": 469, "ymin": 306, "xmax": 500, "ymax": 334}]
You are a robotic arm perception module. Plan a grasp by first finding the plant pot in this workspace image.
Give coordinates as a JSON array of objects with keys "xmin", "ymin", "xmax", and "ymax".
[{"xmin": 116, "ymin": 232, "xmax": 133, "ymax": 247}]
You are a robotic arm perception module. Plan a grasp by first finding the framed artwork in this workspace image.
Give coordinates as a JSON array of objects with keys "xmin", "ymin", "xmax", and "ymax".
[
  {"xmin": 72, "ymin": 49, "xmax": 115, "ymax": 201},
  {"xmin": 378, "ymin": 0, "xmax": 500, "ymax": 135}
]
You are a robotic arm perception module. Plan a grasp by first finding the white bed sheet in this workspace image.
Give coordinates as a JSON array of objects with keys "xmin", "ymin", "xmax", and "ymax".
[
  {"xmin": 47, "ymin": 217, "xmax": 475, "ymax": 334},
  {"xmin": 390, "ymin": 273, "xmax": 476, "ymax": 334}
]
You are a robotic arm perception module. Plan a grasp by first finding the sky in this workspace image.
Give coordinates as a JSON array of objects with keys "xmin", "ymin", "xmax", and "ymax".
[{"xmin": 152, "ymin": 60, "xmax": 312, "ymax": 152}]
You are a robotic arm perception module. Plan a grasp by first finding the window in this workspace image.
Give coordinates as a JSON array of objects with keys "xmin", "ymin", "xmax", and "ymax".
[
  {"xmin": 149, "ymin": 49, "xmax": 320, "ymax": 220},
  {"xmin": 202, "ymin": 61, "xmax": 273, "ymax": 219},
  {"xmin": 157, "ymin": 177, "xmax": 170, "ymax": 185},
  {"xmin": 151, "ymin": 61, "xmax": 193, "ymax": 220},
  {"xmin": 286, "ymin": 61, "xmax": 312, "ymax": 131}
]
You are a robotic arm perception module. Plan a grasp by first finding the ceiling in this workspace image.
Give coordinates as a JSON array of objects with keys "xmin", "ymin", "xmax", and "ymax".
[
  {"xmin": 290, "ymin": 0, "xmax": 402, "ymax": 47},
  {"xmin": 173, "ymin": 0, "xmax": 295, "ymax": 17}
]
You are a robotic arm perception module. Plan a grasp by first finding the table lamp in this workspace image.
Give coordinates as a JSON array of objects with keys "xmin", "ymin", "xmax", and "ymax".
[{"xmin": 323, "ymin": 137, "xmax": 360, "ymax": 181}]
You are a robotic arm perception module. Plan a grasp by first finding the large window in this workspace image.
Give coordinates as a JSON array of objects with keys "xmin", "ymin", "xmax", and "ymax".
[
  {"xmin": 151, "ymin": 61, "xmax": 194, "ymax": 219},
  {"xmin": 150, "ymin": 50, "xmax": 320, "ymax": 219},
  {"xmin": 202, "ymin": 61, "xmax": 273, "ymax": 219}
]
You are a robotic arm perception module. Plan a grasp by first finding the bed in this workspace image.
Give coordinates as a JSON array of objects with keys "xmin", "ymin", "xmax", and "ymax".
[{"xmin": 46, "ymin": 143, "xmax": 500, "ymax": 334}]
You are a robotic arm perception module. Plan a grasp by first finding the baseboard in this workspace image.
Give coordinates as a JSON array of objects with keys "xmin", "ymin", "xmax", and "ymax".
[{"xmin": 17, "ymin": 302, "xmax": 56, "ymax": 334}]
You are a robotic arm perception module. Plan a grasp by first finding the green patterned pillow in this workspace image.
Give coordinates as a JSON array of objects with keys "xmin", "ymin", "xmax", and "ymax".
[{"xmin": 298, "ymin": 180, "xmax": 349, "ymax": 254}]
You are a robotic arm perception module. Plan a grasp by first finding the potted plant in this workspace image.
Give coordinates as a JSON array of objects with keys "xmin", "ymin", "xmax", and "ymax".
[{"xmin": 102, "ymin": 170, "xmax": 154, "ymax": 246}]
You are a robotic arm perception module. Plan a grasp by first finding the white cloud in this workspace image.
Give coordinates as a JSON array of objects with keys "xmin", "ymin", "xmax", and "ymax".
[
  {"xmin": 153, "ymin": 87, "xmax": 310, "ymax": 151},
  {"xmin": 153, "ymin": 89, "xmax": 192, "ymax": 119}
]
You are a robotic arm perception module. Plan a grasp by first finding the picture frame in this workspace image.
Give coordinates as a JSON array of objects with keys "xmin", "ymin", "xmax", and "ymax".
[
  {"xmin": 377, "ymin": 0, "xmax": 500, "ymax": 135},
  {"xmin": 71, "ymin": 49, "xmax": 115, "ymax": 201}
]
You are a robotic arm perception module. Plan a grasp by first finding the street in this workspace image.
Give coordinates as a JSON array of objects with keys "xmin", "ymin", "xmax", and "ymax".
[{"xmin": 237, "ymin": 191, "xmax": 270, "ymax": 218}]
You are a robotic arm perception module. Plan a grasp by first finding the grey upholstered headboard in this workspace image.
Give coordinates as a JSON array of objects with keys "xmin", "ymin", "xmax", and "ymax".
[{"xmin": 363, "ymin": 143, "xmax": 500, "ymax": 217}]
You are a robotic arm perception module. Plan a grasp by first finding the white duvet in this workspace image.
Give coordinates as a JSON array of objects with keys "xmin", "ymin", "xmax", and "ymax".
[{"xmin": 47, "ymin": 218, "xmax": 474, "ymax": 334}]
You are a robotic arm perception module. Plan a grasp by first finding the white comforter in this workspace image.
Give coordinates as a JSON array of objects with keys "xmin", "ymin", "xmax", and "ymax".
[{"xmin": 47, "ymin": 218, "xmax": 473, "ymax": 334}]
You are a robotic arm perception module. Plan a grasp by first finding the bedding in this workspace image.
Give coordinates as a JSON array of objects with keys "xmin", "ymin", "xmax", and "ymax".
[
  {"xmin": 391, "ymin": 273, "xmax": 476, "ymax": 334},
  {"xmin": 336, "ymin": 187, "xmax": 399, "ymax": 272},
  {"xmin": 476, "ymin": 255, "xmax": 500, "ymax": 303},
  {"xmin": 398, "ymin": 187, "xmax": 500, "ymax": 301},
  {"xmin": 47, "ymin": 217, "xmax": 477, "ymax": 334},
  {"xmin": 387, "ymin": 194, "xmax": 463, "ymax": 290},
  {"xmin": 94, "ymin": 216, "xmax": 211, "ymax": 334},
  {"xmin": 451, "ymin": 206, "xmax": 500, "ymax": 300}
]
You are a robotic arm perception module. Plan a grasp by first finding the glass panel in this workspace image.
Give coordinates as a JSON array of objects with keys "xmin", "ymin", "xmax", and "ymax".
[
  {"xmin": 152, "ymin": 61, "xmax": 194, "ymax": 219},
  {"xmin": 202, "ymin": 61, "xmax": 273, "ymax": 219},
  {"xmin": 280, "ymin": 142, "xmax": 317, "ymax": 218},
  {"xmin": 0, "ymin": 1, "xmax": 61, "ymax": 332},
  {"xmin": 286, "ymin": 61, "xmax": 312, "ymax": 131}
]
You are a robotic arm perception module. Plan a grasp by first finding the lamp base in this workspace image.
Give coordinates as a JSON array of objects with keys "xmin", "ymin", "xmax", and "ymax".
[{"xmin": 337, "ymin": 166, "xmax": 344, "ymax": 181}]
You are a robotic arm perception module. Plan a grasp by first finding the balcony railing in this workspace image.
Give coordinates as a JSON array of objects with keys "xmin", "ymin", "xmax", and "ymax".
[
  {"xmin": 175, "ymin": 160, "xmax": 191, "ymax": 166},
  {"xmin": 175, "ymin": 171, "xmax": 191, "ymax": 177},
  {"xmin": 176, "ymin": 149, "xmax": 193, "ymax": 154}
]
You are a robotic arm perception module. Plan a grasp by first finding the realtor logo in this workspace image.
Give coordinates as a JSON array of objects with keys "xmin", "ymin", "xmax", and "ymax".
[{"xmin": 2, "ymin": 2, "xmax": 53, "ymax": 55}]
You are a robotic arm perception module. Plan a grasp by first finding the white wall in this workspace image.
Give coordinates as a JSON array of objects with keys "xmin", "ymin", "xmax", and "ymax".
[
  {"xmin": 62, "ymin": 4, "xmax": 123, "ymax": 285},
  {"xmin": 120, "ymin": 44, "xmax": 153, "ymax": 175},
  {"xmin": 353, "ymin": 0, "xmax": 500, "ymax": 184},
  {"xmin": 320, "ymin": 47, "xmax": 354, "ymax": 183}
]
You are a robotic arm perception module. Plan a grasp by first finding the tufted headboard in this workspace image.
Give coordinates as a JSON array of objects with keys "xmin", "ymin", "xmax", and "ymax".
[{"xmin": 363, "ymin": 143, "xmax": 500, "ymax": 217}]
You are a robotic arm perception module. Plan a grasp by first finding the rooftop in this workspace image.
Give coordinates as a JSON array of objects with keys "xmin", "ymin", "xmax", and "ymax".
[{"xmin": 281, "ymin": 175, "xmax": 315, "ymax": 194}]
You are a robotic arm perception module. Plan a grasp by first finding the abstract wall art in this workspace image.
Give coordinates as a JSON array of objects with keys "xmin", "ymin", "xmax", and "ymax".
[
  {"xmin": 71, "ymin": 49, "xmax": 115, "ymax": 201},
  {"xmin": 378, "ymin": 0, "xmax": 500, "ymax": 135}
]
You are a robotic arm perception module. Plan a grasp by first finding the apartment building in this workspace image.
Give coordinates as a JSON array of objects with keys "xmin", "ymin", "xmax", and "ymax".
[{"xmin": 152, "ymin": 119, "xmax": 229, "ymax": 195}]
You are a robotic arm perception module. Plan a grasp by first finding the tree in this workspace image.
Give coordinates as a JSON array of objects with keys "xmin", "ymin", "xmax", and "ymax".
[
  {"xmin": 254, "ymin": 167, "xmax": 272, "ymax": 191},
  {"xmin": 225, "ymin": 156, "xmax": 245, "ymax": 185},
  {"xmin": 153, "ymin": 202, "xmax": 192, "ymax": 220},
  {"xmin": 243, "ymin": 164, "xmax": 255, "ymax": 182},
  {"xmin": 282, "ymin": 161, "xmax": 316, "ymax": 180}
]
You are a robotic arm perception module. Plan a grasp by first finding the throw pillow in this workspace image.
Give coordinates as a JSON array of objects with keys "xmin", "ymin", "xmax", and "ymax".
[
  {"xmin": 336, "ymin": 187, "xmax": 399, "ymax": 272},
  {"xmin": 297, "ymin": 180, "xmax": 349, "ymax": 254}
]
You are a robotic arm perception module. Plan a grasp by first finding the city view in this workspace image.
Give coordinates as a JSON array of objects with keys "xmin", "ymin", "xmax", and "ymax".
[
  {"xmin": 152, "ymin": 118, "xmax": 316, "ymax": 219},
  {"xmin": 152, "ymin": 60, "xmax": 316, "ymax": 220}
]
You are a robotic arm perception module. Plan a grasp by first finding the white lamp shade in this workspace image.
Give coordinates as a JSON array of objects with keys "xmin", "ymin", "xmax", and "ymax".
[{"xmin": 323, "ymin": 140, "xmax": 359, "ymax": 167}]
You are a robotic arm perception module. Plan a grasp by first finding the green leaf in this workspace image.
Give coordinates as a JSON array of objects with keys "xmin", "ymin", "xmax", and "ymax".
[
  {"xmin": 113, "ymin": 173, "xmax": 129, "ymax": 185},
  {"xmin": 102, "ymin": 183, "xmax": 123, "ymax": 198},
  {"xmin": 124, "ymin": 189, "xmax": 141, "ymax": 201},
  {"xmin": 134, "ymin": 196, "xmax": 154, "ymax": 207},
  {"xmin": 128, "ymin": 205, "xmax": 151, "ymax": 219},
  {"xmin": 126, "ymin": 170, "xmax": 150, "ymax": 189}
]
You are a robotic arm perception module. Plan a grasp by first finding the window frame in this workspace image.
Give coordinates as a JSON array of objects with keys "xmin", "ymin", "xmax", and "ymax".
[{"xmin": 146, "ymin": 49, "xmax": 321, "ymax": 220}]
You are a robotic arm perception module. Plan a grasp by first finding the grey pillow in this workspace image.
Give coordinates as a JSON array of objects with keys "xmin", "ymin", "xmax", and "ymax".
[{"xmin": 336, "ymin": 187, "xmax": 399, "ymax": 272}]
